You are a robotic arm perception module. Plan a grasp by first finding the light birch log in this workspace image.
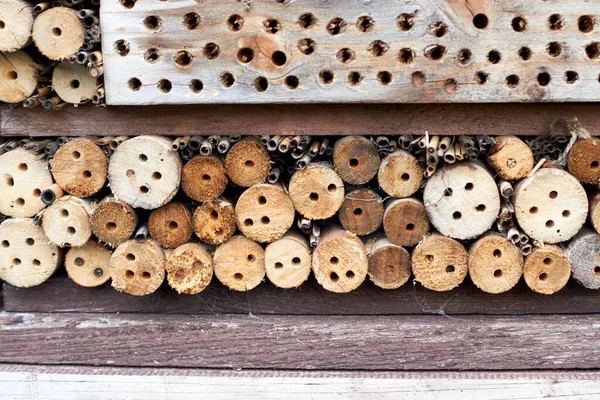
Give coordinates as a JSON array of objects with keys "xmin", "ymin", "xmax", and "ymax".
[
  {"xmin": 165, "ymin": 243, "xmax": 213, "ymax": 295},
  {"xmin": 514, "ymin": 168, "xmax": 587, "ymax": 244},
  {"xmin": 148, "ymin": 202, "xmax": 193, "ymax": 249},
  {"xmin": 235, "ymin": 183, "xmax": 294, "ymax": 243},
  {"xmin": 181, "ymin": 155, "xmax": 228, "ymax": 202},
  {"xmin": 32, "ymin": 7, "xmax": 84, "ymax": 60},
  {"xmin": 65, "ymin": 240, "xmax": 112, "ymax": 287},
  {"xmin": 52, "ymin": 62, "xmax": 98, "ymax": 104},
  {"xmin": 213, "ymin": 235, "xmax": 265, "ymax": 291},
  {"xmin": 589, "ymin": 192, "xmax": 600, "ymax": 235},
  {"xmin": 383, "ymin": 197, "xmax": 429, "ymax": 247},
  {"xmin": 0, "ymin": 0, "xmax": 33, "ymax": 52},
  {"xmin": 312, "ymin": 227, "xmax": 368, "ymax": 293},
  {"xmin": 367, "ymin": 236, "xmax": 411, "ymax": 290},
  {"xmin": 378, "ymin": 150, "xmax": 423, "ymax": 198},
  {"xmin": 224, "ymin": 138, "xmax": 270, "ymax": 188},
  {"xmin": 487, "ymin": 136, "xmax": 534, "ymax": 180},
  {"xmin": 0, "ymin": 147, "xmax": 52, "ymax": 218},
  {"xmin": 565, "ymin": 229, "xmax": 600, "ymax": 290},
  {"xmin": 523, "ymin": 245, "xmax": 571, "ymax": 295},
  {"xmin": 110, "ymin": 239, "xmax": 166, "ymax": 296},
  {"xmin": 90, "ymin": 198, "xmax": 137, "ymax": 248},
  {"xmin": 264, "ymin": 231, "xmax": 312, "ymax": 289},
  {"xmin": 108, "ymin": 136, "xmax": 181, "ymax": 209},
  {"xmin": 192, "ymin": 197, "xmax": 236, "ymax": 245},
  {"xmin": 423, "ymin": 162, "xmax": 500, "ymax": 240},
  {"xmin": 0, "ymin": 51, "xmax": 37, "ymax": 103},
  {"xmin": 338, "ymin": 188, "xmax": 383, "ymax": 236},
  {"xmin": 51, "ymin": 138, "xmax": 107, "ymax": 197},
  {"xmin": 412, "ymin": 233, "xmax": 468, "ymax": 292},
  {"xmin": 42, "ymin": 196, "xmax": 93, "ymax": 247},
  {"xmin": 289, "ymin": 163, "xmax": 344, "ymax": 220},
  {"xmin": 0, "ymin": 218, "xmax": 60, "ymax": 288},
  {"xmin": 567, "ymin": 138, "xmax": 600, "ymax": 185},
  {"xmin": 332, "ymin": 136, "xmax": 380, "ymax": 185}
]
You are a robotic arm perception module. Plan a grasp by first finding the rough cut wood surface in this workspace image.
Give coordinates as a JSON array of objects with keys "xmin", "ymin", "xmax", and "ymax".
[
  {"xmin": 0, "ymin": 312, "xmax": 599, "ymax": 370},
  {"xmin": 101, "ymin": 0, "xmax": 600, "ymax": 104},
  {"xmin": 1, "ymin": 365, "xmax": 600, "ymax": 400},
  {"xmin": 7, "ymin": 276, "xmax": 599, "ymax": 315},
  {"xmin": 3, "ymin": 104, "xmax": 600, "ymax": 137}
]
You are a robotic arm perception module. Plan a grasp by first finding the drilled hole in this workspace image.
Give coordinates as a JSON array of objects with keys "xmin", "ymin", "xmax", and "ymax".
[
  {"xmin": 271, "ymin": 51, "xmax": 287, "ymax": 66},
  {"xmin": 444, "ymin": 79, "xmax": 457, "ymax": 94},
  {"xmin": 353, "ymin": 208, "xmax": 363, "ymax": 216},
  {"xmin": 330, "ymin": 272, "xmax": 339, "ymax": 282},
  {"xmin": 220, "ymin": 72, "xmax": 235, "ymax": 87},
  {"xmin": 237, "ymin": 47, "xmax": 254, "ymax": 63},
  {"xmin": 67, "ymin": 226, "xmax": 76, "ymax": 235},
  {"xmin": 330, "ymin": 256, "xmax": 339, "ymax": 265},
  {"xmin": 425, "ymin": 254, "xmax": 434, "ymax": 262},
  {"xmin": 406, "ymin": 223, "xmax": 414, "ymax": 231},
  {"xmin": 244, "ymin": 160, "xmax": 254, "ymax": 167},
  {"xmin": 12, "ymin": 258, "xmax": 21, "ymax": 266},
  {"xmin": 369, "ymin": 40, "xmax": 389, "ymax": 57},
  {"xmin": 1, "ymin": 240, "xmax": 8, "ymax": 248},
  {"xmin": 120, "ymin": 0, "xmax": 137, "ymax": 9},
  {"xmin": 506, "ymin": 75, "xmax": 520, "ymax": 88},
  {"xmin": 595, "ymin": 266, "xmax": 600, "ymax": 277},
  {"xmin": 52, "ymin": 27, "xmax": 62, "ymax": 37},
  {"xmin": 144, "ymin": 15, "xmax": 161, "ymax": 31},
  {"xmin": 378, "ymin": 71, "xmax": 392, "ymax": 85},
  {"xmin": 346, "ymin": 270, "xmax": 355, "ymax": 279},
  {"xmin": 204, "ymin": 43, "xmax": 220, "ymax": 59},
  {"xmin": 168, "ymin": 221, "xmax": 178, "ymax": 230},
  {"xmin": 397, "ymin": 48, "xmax": 414, "ymax": 64},
  {"xmin": 586, "ymin": 42, "xmax": 599, "ymax": 59},
  {"xmin": 543, "ymin": 257, "xmax": 553, "ymax": 265},
  {"xmin": 244, "ymin": 218, "xmax": 254, "ymax": 227},
  {"xmin": 549, "ymin": 191, "xmax": 558, "ymax": 199},
  {"xmin": 74, "ymin": 257, "xmax": 85, "ymax": 266},
  {"xmin": 518, "ymin": 47, "xmax": 532, "ymax": 61},
  {"xmin": 142, "ymin": 271, "xmax": 151, "ymax": 279},
  {"xmin": 252, "ymin": 76, "xmax": 268, "ymax": 92},
  {"xmin": 453, "ymin": 211, "xmax": 462, "ymax": 220},
  {"xmin": 264, "ymin": 18, "xmax": 281, "ymax": 34},
  {"xmin": 283, "ymin": 75, "xmax": 298, "ymax": 89},
  {"xmin": 549, "ymin": 14, "xmax": 563, "ymax": 31},
  {"xmin": 190, "ymin": 79, "xmax": 203, "ymax": 93},
  {"xmin": 547, "ymin": 42, "xmax": 561, "ymax": 57},
  {"xmin": 227, "ymin": 14, "xmax": 243, "ymax": 31},
  {"xmin": 140, "ymin": 185, "xmax": 149, "ymax": 194},
  {"xmin": 106, "ymin": 222, "xmax": 117, "ymax": 231},
  {"xmin": 446, "ymin": 265, "xmax": 455, "ymax": 273},
  {"xmin": 125, "ymin": 270, "xmax": 135, "ymax": 279},
  {"xmin": 319, "ymin": 70, "xmax": 334, "ymax": 85},
  {"xmin": 309, "ymin": 192, "xmax": 319, "ymax": 201},
  {"xmin": 327, "ymin": 184, "xmax": 337, "ymax": 192},
  {"xmin": 476, "ymin": 204, "xmax": 486, "ymax": 212},
  {"xmin": 337, "ymin": 48, "xmax": 355, "ymax": 63},
  {"xmin": 115, "ymin": 40, "xmax": 130, "ymax": 56},
  {"xmin": 356, "ymin": 16, "xmax": 374, "ymax": 32},
  {"xmin": 562, "ymin": 210, "xmax": 571, "ymax": 217},
  {"xmin": 61, "ymin": 209, "xmax": 69, "ymax": 218},
  {"xmin": 538, "ymin": 272, "xmax": 548, "ymax": 281},
  {"xmin": 401, "ymin": 173, "xmax": 410, "ymax": 181},
  {"xmin": 144, "ymin": 48, "xmax": 161, "ymax": 63},
  {"xmin": 4, "ymin": 175, "xmax": 13, "ymax": 187},
  {"xmin": 493, "ymin": 269, "xmax": 503, "ymax": 278},
  {"xmin": 457, "ymin": 48, "xmax": 472, "ymax": 65},
  {"xmin": 173, "ymin": 51, "xmax": 193, "ymax": 69},
  {"xmin": 290, "ymin": 257, "xmax": 301, "ymax": 265},
  {"xmin": 183, "ymin": 12, "xmax": 200, "ymax": 29},
  {"xmin": 475, "ymin": 71, "xmax": 488, "ymax": 85},
  {"xmin": 210, "ymin": 210, "xmax": 219, "ymax": 220},
  {"xmin": 247, "ymin": 254, "xmax": 255, "ymax": 262},
  {"xmin": 15, "ymin": 198, "xmax": 24, "ymax": 206},
  {"xmin": 261, "ymin": 216, "xmax": 270, "ymax": 225},
  {"xmin": 546, "ymin": 220, "xmax": 555, "ymax": 228},
  {"xmin": 487, "ymin": 50, "xmax": 501, "ymax": 64},
  {"xmin": 327, "ymin": 18, "xmax": 346, "ymax": 35},
  {"xmin": 411, "ymin": 71, "xmax": 425, "ymax": 87},
  {"xmin": 298, "ymin": 38, "xmax": 316, "ymax": 55},
  {"xmin": 139, "ymin": 154, "xmax": 148, "ymax": 162},
  {"xmin": 348, "ymin": 71, "xmax": 363, "ymax": 86},
  {"xmin": 274, "ymin": 262, "xmax": 283, "ymax": 269},
  {"xmin": 512, "ymin": 16, "xmax": 527, "ymax": 32},
  {"xmin": 473, "ymin": 14, "xmax": 488, "ymax": 29},
  {"xmin": 26, "ymin": 238, "xmax": 35, "ymax": 246},
  {"xmin": 425, "ymin": 45, "xmax": 446, "ymax": 60},
  {"xmin": 234, "ymin": 272, "xmax": 243, "ymax": 280},
  {"xmin": 579, "ymin": 15, "xmax": 595, "ymax": 33},
  {"xmin": 591, "ymin": 161, "xmax": 599, "ymax": 168},
  {"xmin": 444, "ymin": 188, "xmax": 453, "ymax": 197},
  {"xmin": 431, "ymin": 21, "xmax": 447, "ymax": 37},
  {"xmin": 529, "ymin": 206, "xmax": 539, "ymax": 214},
  {"xmin": 493, "ymin": 249, "xmax": 502, "ymax": 258},
  {"xmin": 565, "ymin": 71, "xmax": 579, "ymax": 84},
  {"xmin": 18, "ymin": 163, "xmax": 27, "ymax": 172},
  {"xmin": 157, "ymin": 79, "xmax": 172, "ymax": 93},
  {"xmin": 82, "ymin": 170, "xmax": 91, "ymax": 179},
  {"xmin": 397, "ymin": 14, "xmax": 414, "ymax": 31},
  {"xmin": 299, "ymin": 13, "xmax": 316, "ymax": 29}
]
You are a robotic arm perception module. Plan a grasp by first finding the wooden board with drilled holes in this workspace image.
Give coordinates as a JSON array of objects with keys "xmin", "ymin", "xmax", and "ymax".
[{"xmin": 101, "ymin": 0, "xmax": 600, "ymax": 105}]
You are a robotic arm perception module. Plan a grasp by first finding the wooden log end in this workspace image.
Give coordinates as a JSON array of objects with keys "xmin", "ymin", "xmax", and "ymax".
[
  {"xmin": 165, "ymin": 243, "xmax": 213, "ymax": 295},
  {"xmin": 0, "ymin": 218, "xmax": 60, "ymax": 288},
  {"xmin": 383, "ymin": 197, "xmax": 429, "ymax": 247},
  {"xmin": 514, "ymin": 168, "xmax": 588, "ymax": 244},
  {"xmin": 181, "ymin": 155, "xmax": 228, "ymax": 202},
  {"xmin": 52, "ymin": 138, "xmax": 108, "ymax": 197},
  {"xmin": 424, "ymin": 162, "xmax": 499, "ymax": 240},
  {"xmin": 65, "ymin": 240, "xmax": 112, "ymax": 287},
  {"xmin": 265, "ymin": 232, "xmax": 311, "ymax": 289},
  {"xmin": 412, "ymin": 234, "xmax": 468, "ymax": 292},
  {"xmin": 110, "ymin": 239, "xmax": 166, "ymax": 296},
  {"xmin": 32, "ymin": 7, "xmax": 84, "ymax": 60},
  {"xmin": 42, "ymin": 196, "xmax": 92, "ymax": 247},
  {"xmin": 378, "ymin": 150, "xmax": 424, "ymax": 198},
  {"xmin": 213, "ymin": 235, "xmax": 265, "ymax": 291},
  {"xmin": 235, "ymin": 184, "xmax": 294, "ymax": 243},
  {"xmin": 0, "ymin": 0, "xmax": 33, "ymax": 52},
  {"xmin": 487, "ymin": 136, "xmax": 534, "ymax": 180},
  {"xmin": 108, "ymin": 136, "xmax": 182, "ymax": 210},
  {"xmin": 338, "ymin": 188, "xmax": 383, "ymax": 236},
  {"xmin": 90, "ymin": 199, "xmax": 137, "ymax": 248},
  {"xmin": 590, "ymin": 192, "xmax": 600, "ymax": 235},
  {"xmin": 52, "ymin": 62, "xmax": 98, "ymax": 104},
  {"xmin": 566, "ymin": 229, "xmax": 600, "ymax": 290},
  {"xmin": 367, "ymin": 237, "xmax": 411, "ymax": 290},
  {"xmin": 192, "ymin": 197, "xmax": 236, "ymax": 245},
  {"xmin": 224, "ymin": 138, "xmax": 270, "ymax": 188},
  {"xmin": 332, "ymin": 136, "xmax": 380, "ymax": 185},
  {"xmin": 0, "ymin": 51, "xmax": 37, "ymax": 103},
  {"xmin": 567, "ymin": 138, "xmax": 600, "ymax": 185},
  {"xmin": 148, "ymin": 202, "xmax": 193, "ymax": 249},
  {"xmin": 312, "ymin": 228, "xmax": 368, "ymax": 293},
  {"xmin": 0, "ymin": 148, "xmax": 52, "ymax": 218},
  {"xmin": 468, "ymin": 233, "xmax": 524, "ymax": 294},
  {"xmin": 289, "ymin": 163, "xmax": 344, "ymax": 220},
  {"xmin": 524, "ymin": 245, "xmax": 571, "ymax": 295}
]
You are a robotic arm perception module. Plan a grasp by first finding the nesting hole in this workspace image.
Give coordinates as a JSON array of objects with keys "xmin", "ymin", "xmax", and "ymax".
[
  {"xmin": 106, "ymin": 222, "xmax": 117, "ymax": 231},
  {"xmin": 254, "ymin": 76, "xmax": 268, "ymax": 92},
  {"xmin": 258, "ymin": 196, "xmax": 267, "ymax": 205},
  {"xmin": 143, "ymin": 16, "xmax": 162, "ymax": 31},
  {"xmin": 126, "ymin": 253, "xmax": 136, "ymax": 261},
  {"xmin": 244, "ymin": 160, "xmax": 254, "ymax": 167},
  {"xmin": 125, "ymin": 270, "xmax": 135, "ymax": 279},
  {"xmin": 457, "ymin": 48, "xmax": 472, "ymax": 65},
  {"xmin": 260, "ymin": 216, "xmax": 270, "ymax": 225},
  {"xmin": 349, "ymin": 158, "xmax": 359, "ymax": 167},
  {"xmin": 473, "ymin": 14, "xmax": 488, "ymax": 29},
  {"xmin": 425, "ymin": 45, "xmax": 446, "ymax": 60},
  {"xmin": 591, "ymin": 161, "xmax": 599, "ymax": 168},
  {"xmin": 12, "ymin": 258, "xmax": 21, "ymax": 266},
  {"xmin": 562, "ymin": 210, "xmax": 571, "ymax": 217},
  {"xmin": 518, "ymin": 47, "xmax": 532, "ymax": 61},
  {"xmin": 210, "ymin": 210, "xmax": 219, "ymax": 220},
  {"xmin": 530, "ymin": 206, "xmax": 539, "ymax": 214},
  {"xmin": 247, "ymin": 254, "xmax": 255, "ymax": 262},
  {"xmin": 543, "ymin": 257, "xmax": 553, "ymax": 265},
  {"xmin": 271, "ymin": 51, "xmax": 287, "ymax": 66},
  {"xmin": 244, "ymin": 218, "xmax": 254, "ymax": 227},
  {"xmin": 406, "ymin": 223, "xmax": 414, "ymax": 231},
  {"xmin": 398, "ymin": 48, "xmax": 414, "ymax": 64},
  {"xmin": 369, "ymin": 40, "xmax": 389, "ymax": 57},
  {"xmin": 115, "ymin": 40, "xmax": 130, "ymax": 56},
  {"xmin": 7, "ymin": 71, "xmax": 17, "ymax": 80},
  {"xmin": 565, "ymin": 71, "xmax": 579, "ymax": 84},
  {"xmin": 144, "ymin": 48, "xmax": 161, "ymax": 63},
  {"xmin": 546, "ymin": 42, "xmax": 561, "ymax": 57},
  {"xmin": 475, "ymin": 71, "xmax": 488, "ymax": 85},
  {"xmin": 227, "ymin": 14, "xmax": 243, "ymax": 31},
  {"xmin": 453, "ymin": 211, "xmax": 462, "ymax": 220},
  {"xmin": 586, "ymin": 43, "xmax": 599, "ymax": 59},
  {"xmin": 378, "ymin": 71, "xmax": 392, "ymax": 85},
  {"xmin": 33, "ymin": 189, "xmax": 41, "ymax": 197},
  {"xmin": 397, "ymin": 14, "xmax": 414, "ymax": 31},
  {"xmin": 15, "ymin": 198, "xmax": 25, "ymax": 206},
  {"xmin": 237, "ymin": 48, "xmax": 254, "ymax": 64},
  {"xmin": 353, "ymin": 208, "xmax": 363, "ymax": 216},
  {"xmin": 82, "ymin": 170, "xmax": 92, "ymax": 179},
  {"xmin": 425, "ymin": 254, "xmax": 434, "ymax": 262},
  {"xmin": 18, "ymin": 163, "xmax": 28, "ymax": 172},
  {"xmin": 61, "ymin": 209, "xmax": 69, "ymax": 218},
  {"xmin": 139, "ymin": 154, "xmax": 148, "ymax": 162},
  {"xmin": 168, "ymin": 221, "xmax": 178, "ymax": 230},
  {"xmin": 234, "ymin": 272, "xmax": 243, "ymax": 280},
  {"xmin": 190, "ymin": 79, "xmax": 203, "ymax": 93},
  {"xmin": 299, "ymin": 13, "xmax": 316, "ymax": 29},
  {"xmin": 444, "ymin": 188, "xmax": 453, "ymax": 197},
  {"xmin": 493, "ymin": 269, "xmax": 503, "ymax": 278},
  {"xmin": 330, "ymin": 272, "xmax": 339, "ymax": 282},
  {"xmin": 412, "ymin": 72, "xmax": 425, "ymax": 86},
  {"xmin": 140, "ymin": 185, "xmax": 149, "ymax": 194},
  {"xmin": 594, "ymin": 266, "xmax": 600, "ymax": 277},
  {"xmin": 493, "ymin": 249, "xmax": 502, "ymax": 258},
  {"xmin": 431, "ymin": 21, "xmax": 448, "ymax": 37},
  {"xmin": 357, "ymin": 16, "xmax": 374, "ymax": 32},
  {"xmin": 487, "ymin": 50, "xmax": 501, "ymax": 64},
  {"xmin": 120, "ymin": 0, "xmax": 136, "ymax": 9},
  {"xmin": 476, "ymin": 204, "xmax": 486, "ymax": 212},
  {"xmin": 348, "ymin": 72, "xmax": 363, "ymax": 86},
  {"xmin": 67, "ymin": 226, "xmax": 76, "ymax": 235},
  {"xmin": 220, "ymin": 72, "xmax": 235, "ymax": 87},
  {"xmin": 4, "ymin": 175, "xmax": 14, "ymax": 187},
  {"xmin": 157, "ymin": 79, "xmax": 172, "ymax": 93},
  {"xmin": 298, "ymin": 38, "xmax": 316, "ymax": 55},
  {"xmin": 327, "ymin": 184, "xmax": 337, "ymax": 192},
  {"xmin": 263, "ymin": 18, "xmax": 281, "ymax": 34},
  {"xmin": 579, "ymin": 15, "xmax": 595, "ymax": 33},
  {"xmin": 275, "ymin": 262, "xmax": 283, "ymax": 269},
  {"xmin": 204, "ymin": 43, "xmax": 220, "ymax": 59},
  {"xmin": 444, "ymin": 79, "xmax": 457, "ymax": 94},
  {"xmin": 52, "ymin": 27, "xmax": 62, "ymax": 37},
  {"xmin": 74, "ymin": 257, "xmax": 85, "ymax": 266},
  {"xmin": 446, "ymin": 265, "xmax": 455, "ymax": 273},
  {"xmin": 538, "ymin": 272, "xmax": 548, "ymax": 281},
  {"xmin": 346, "ymin": 270, "xmax": 355, "ymax": 279},
  {"xmin": 337, "ymin": 48, "xmax": 355, "ymax": 64},
  {"xmin": 549, "ymin": 14, "xmax": 563, "ymax": 31},
  {"xmin": 330, "ymin": 256, "xmax": 339, "ymax": 265},
  {"xmin": 546, "ymin": 220, "xmax": 555, "ymax": 228},
  {"xmin": 549, "ymin": 190, "xmax": 558, "ymax": 199},
  {"xmin": 1, "ymin": 240, "xmax": 9, "ymax": 248},
  {"xmin": 285, "ymin": 75, "xmax": 299, "ymax": 89},
  {"xmin": 327, "ymin": 18, "xmax": 346, "ymax": 35},
  {"xmin": 506, "ymin": 74, "xmax": 520, "ymax": 88},
  {"xmin": 142, "ymin": 271, "xmax": 151, "ymax": 279},
  {"xmin": 94, "ymin": 268, "xmax": 104, "ymax": 277},
  {"xmin": 319, "ymin": 70, "xmax": 334, "ymax": 85},
  {"xmin": 512, "ymin": 17, "xmax": 527, "ymax": 32},
  {"xmin": 174, "ymin": 51, "xmax": 193, "ymax": 68},
  {"xmin": 309, "ymin": 192, "xmax": 319, "ymax": 201},
  {"xmin": 183, "ymin": 12, "xmax": 200, "ymax": 30}
]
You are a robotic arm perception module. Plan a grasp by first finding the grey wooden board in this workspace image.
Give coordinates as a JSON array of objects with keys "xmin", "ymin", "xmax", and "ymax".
[
  {"xmin": 1, "ymin": 365, "xmax": 600, "ymax": 399},
  {"xmin": 0, "ymin": 312, "xmax": 599, "ymax": 369},
  {"xmin": 3, "ymin": 277, "xmax": 600, "ymax": 315},
  {"xmin": 101, "ymin": 0, "xmax": 600, "ymax": 105}
]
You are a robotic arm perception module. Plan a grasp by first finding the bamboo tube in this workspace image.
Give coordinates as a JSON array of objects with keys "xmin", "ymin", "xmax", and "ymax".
[
  {"xmin": 468, "ymin": 233, "xmax": 523, "ymax": 294},
  {"xmin": 0, "ymin": 51, "xmax": 38, "ymax": 103},
  {"xmin": 0, "ymin": 0, "xmax": 33, "ymax": 52},
  {"xmin": 65, "ymin": 240, "xmax": 112, "ymax": 287},
  {"xmin": 90, "ymin": 198, "xmax": 137, "ymax": 247},
  {"xmin": 443, "ymin": 144, "xmax": 456, "ymax": 164},
  {"xmin": 338, "ymin": 188, "xmax": 383, "ymax": 236},
  {"xmin": 42, "ymin": 196, "xmax": 93, "ymax": 247},
  {"xmin": 499, "ymin": 181, "xmax": 514, "ymax": 198},
  {"xmin": 224, "ymin": 138, "xmax": 270, "ymax": 187},
  {"xmin": 213, "ymin": 235, "xmax": 265, "ymax": 291},
  {"xmin": 367, "ymin": 236, "xmax": 411, "ymax": 290},
  {"xmin": 288, "ymin": 163, "xmax": 345, "ymax": 220},
  {"xmin": 565, "ymin": 229, "xmax": 600, "ymax": 289},
  {"xmin": 264, "ymin": 231, "xmax": 312, "ymax": 289},
  {"xmin": 524, "ymin": 245, "xmax": 571, "ymax": 295},
  {"xmin": 41, "ymin": 183, "xmax": 64, "ymax": 205},
  {"xmin": 148, "ymin": 202, "xmax": 193, "ymax": 249},
  {"xmin": 110, "ymin": 239, "xmax": 166, "ymax": 296},
  {"xmin": 51, "ymin": 138, "xmax": 107, "ymax": 197},
  {"xmin": 235, "ymin": 184, "xmax": 295, "ymax": 243},
  {"xmin": 589, "ymin": 192, "xmax": 600, "ymax": 234},
  {"xmin": 513, "ymin": 168, "xmax": 588, "ymax": 244},
  {"xmin": 0, "ymin": 218, "xmax": 60, "ymax": 287},
  {"xmin": 165, "ymin": 243, "xmax": 213, "ymax": 294},
  {"xmin": 332, "ymin": 136, "xmax": 380, "ymax": 185},
  {"xmin": 0, "ymin": 148, "xmax": 52, "ymax": 218},
  {"xmin": 181, "ymin": 155, "xmax": 228, "ymax": 202},
  {"xmin": 377, "ymin": 150, "xmax": 424, "ymax": 198},
  {"xmin": 192, "ymin": 197, "xmax": 236, "ymax": 245},
  {"xmin": 32, "ymin": 8, "xmax": 84, "ymax": 60},
  {"xmin": 439, "ymin": 136, "xmax": 452, "ymax": 152},
  {"xmin": 108, "ymin": 136, "xmax": 182, "ymax": 210},
  {"xmin": 567, "ymin": 138, "xmax": 600, "ymax": 185},
  {"xmin": 52, "ymin": 62, "xmax": 98, "ymax": 104},
  {"xmin": 423, "ymin": 162, "xmax": 500, "ymax": 240},
  {"xmin": 487, "ymin": 136, "xmax": 534, "ymax": 180},
  {"xmin": 383, "ymin": 197, "xmax": 429, "ymax": 247},
  {"xmin": 427, "ymin": 136, "xmax": 440, "ymax": 153},
  {"xmin": 412, "ymin": 233, "xmax": 468, "ymax": 292},
  {"xmin": 312, "ymin": 227, "xmax": 368, "ymax": 293}
]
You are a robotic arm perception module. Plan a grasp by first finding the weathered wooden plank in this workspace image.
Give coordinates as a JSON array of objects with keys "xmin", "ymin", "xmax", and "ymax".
[
  {"xmin": 4, "ymin": 277, "xmax": 600, "ymax": 315},
  {"xmin": 2, "ymin": 103, "xmax": 600, "ymax": 137},
  {"xmin": 101, "ymin": 0, "xmax": 600, "ymax": 104},
  {"xmin": 0, "ymin": 312, "xmax": 598, "ymax": 369},
  {"xmin": 1, "ymin": 365, "xmax": 600, "ymax": 400}
]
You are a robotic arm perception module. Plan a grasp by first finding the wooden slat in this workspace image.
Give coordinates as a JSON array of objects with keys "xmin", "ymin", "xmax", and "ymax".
[
  {"xmin": 2, "ymin": 103, "xmax": 600, "ymax": 137},
  {"xmin": 3, "ymin": 277, "xmax": 600, "ymax": 315},
  {"xmin": 1, "ymin": 365, "xmax": 599, "ymax": 399},
  {"xmin": 0, "ymin": 312, "xmax": 598, "ymax": 369}
]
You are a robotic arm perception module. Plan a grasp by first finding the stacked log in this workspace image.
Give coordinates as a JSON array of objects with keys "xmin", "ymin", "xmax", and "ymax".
[{"xmin": 1, "ymin": 132, "xmax": 600, "ymax": 298}]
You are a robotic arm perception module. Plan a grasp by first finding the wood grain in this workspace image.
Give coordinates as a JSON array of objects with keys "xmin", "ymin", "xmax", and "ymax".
[
  {"xmin": 2, "ymin": 103, "xmax": 600, "ymax": 137},
  {"xmin": 1, "ymin": 365, "xmax": 600, "ymax": 399},
  {"xmin": 4, "ymin": 277, "xmax": 600, "ymax": 315},
  {"xmin": 0, "ymin": 312, "xmax": 599, "ymax": 369}
]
